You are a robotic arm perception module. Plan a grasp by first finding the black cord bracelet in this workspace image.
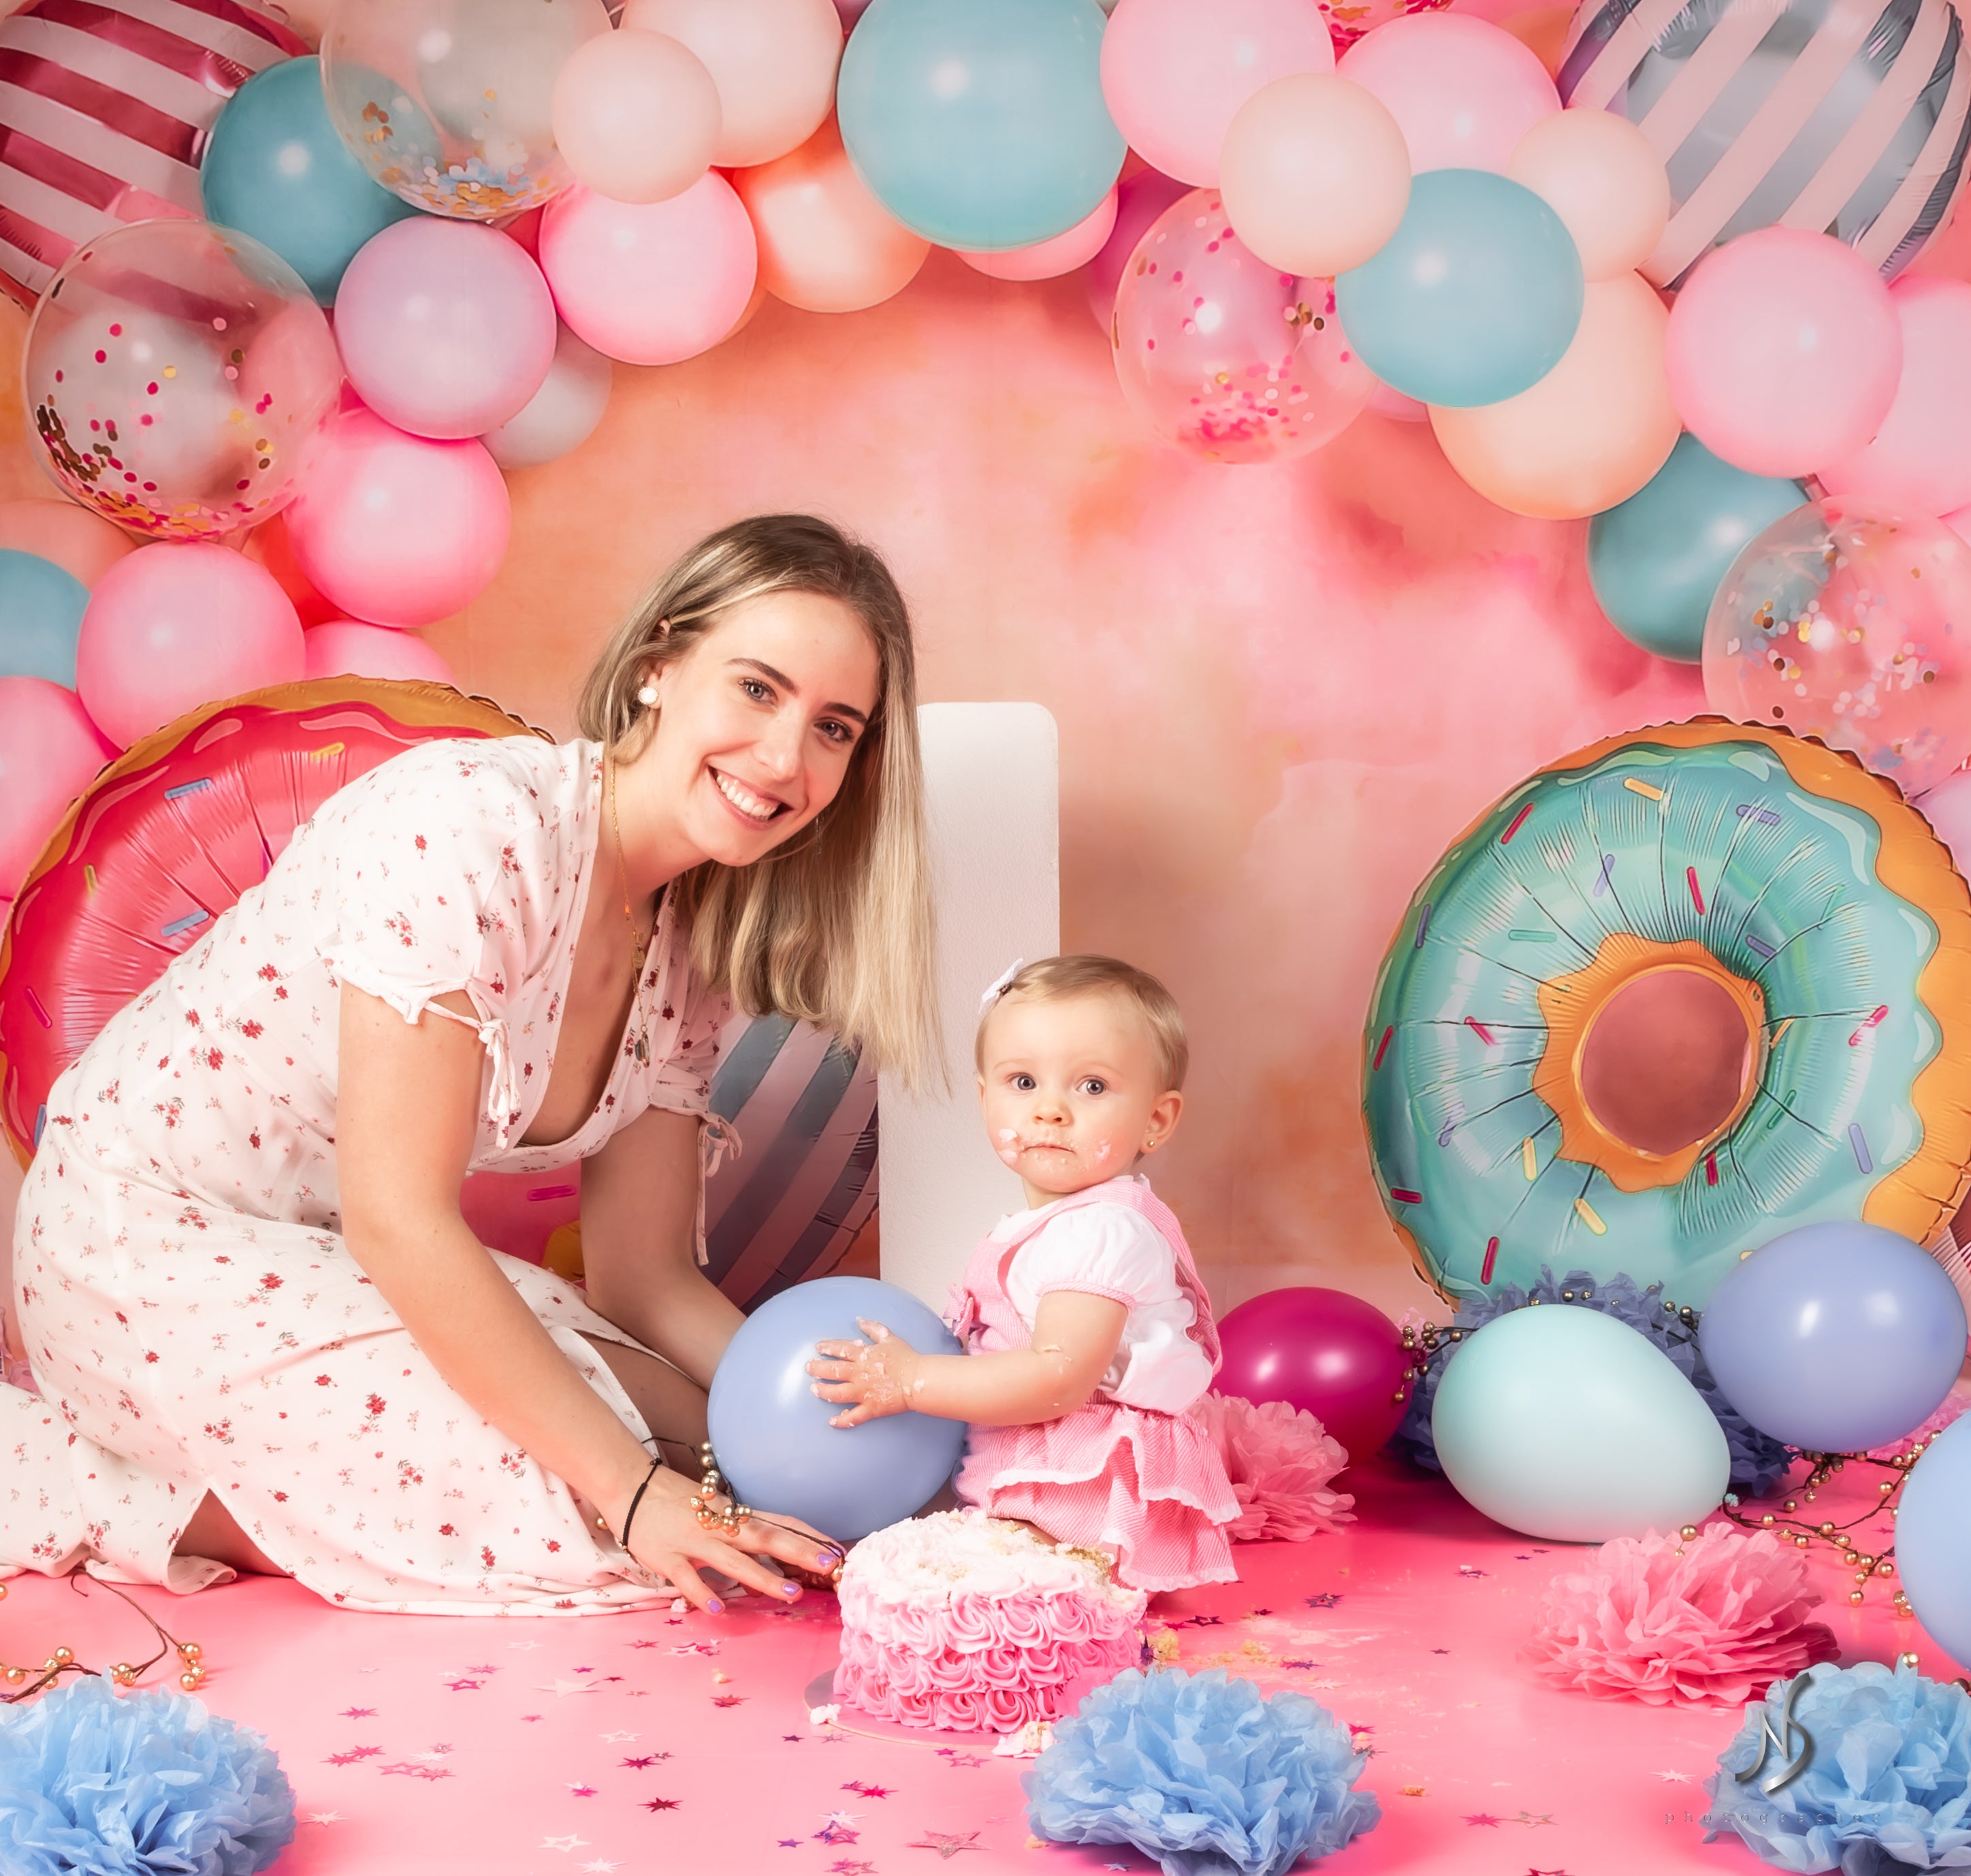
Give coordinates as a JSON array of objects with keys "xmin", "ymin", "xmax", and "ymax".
[{"xmin": 617, "ymin": 1454, "xmax": 664, "ymax": 1552}]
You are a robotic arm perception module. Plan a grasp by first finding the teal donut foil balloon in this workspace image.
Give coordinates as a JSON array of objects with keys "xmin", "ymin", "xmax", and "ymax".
[{"xmin": 1362, "ymin": 722, "xmax": 1971, "ymax": 1311}]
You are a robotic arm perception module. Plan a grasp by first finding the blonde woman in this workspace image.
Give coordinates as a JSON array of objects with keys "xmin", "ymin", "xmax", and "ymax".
[{"xmin": 4, "ymin": 515, "xmax": 936, "ymax": 1617}]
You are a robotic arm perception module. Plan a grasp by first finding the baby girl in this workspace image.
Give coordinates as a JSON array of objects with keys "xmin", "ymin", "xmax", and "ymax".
[{"xmin": 807, "ymin": 954, "xmax": 1238, "ymax": 1591}]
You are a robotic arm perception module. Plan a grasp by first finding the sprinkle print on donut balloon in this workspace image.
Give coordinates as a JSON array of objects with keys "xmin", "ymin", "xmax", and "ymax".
[{"xmin": 1363, "ymin": 720, "xmax": 1971, "ymax": 1310}]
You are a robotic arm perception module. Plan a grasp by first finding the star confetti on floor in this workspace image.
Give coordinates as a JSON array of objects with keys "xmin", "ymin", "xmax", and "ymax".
[{"xmin": 5, "ymin": 1451, "xmax": 1953, "ymax": 1872}]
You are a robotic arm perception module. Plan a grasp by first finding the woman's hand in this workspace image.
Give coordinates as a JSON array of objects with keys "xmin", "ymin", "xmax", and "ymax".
[
  {"xmin": 615, "ymin": 1466, "xmax": 842, "ymax": 1614},
  {"xmin": 807, "ymin": 1318, "xmax": 923, "ymax": 1427}
]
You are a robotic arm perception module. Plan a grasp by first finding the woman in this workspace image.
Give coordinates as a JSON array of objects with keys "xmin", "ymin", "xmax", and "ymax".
[{"xmin": 2, "ymin": 515, "xmax": 936, "ymax": 1616}]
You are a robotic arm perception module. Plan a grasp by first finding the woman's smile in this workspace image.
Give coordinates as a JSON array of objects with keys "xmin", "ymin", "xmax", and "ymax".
[{"xmin": 709, "ymin": 764, "xmax": 792, "ymax": 824}]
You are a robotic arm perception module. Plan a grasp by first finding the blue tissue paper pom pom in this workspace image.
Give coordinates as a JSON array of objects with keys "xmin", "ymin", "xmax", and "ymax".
[
  {"xmin": 1388, "ymin": 1265, "xmax": 1793, "ymax": 1497},
  {"xmin": 1702, "ymin": 1661, "xmax": 1971, "ymax": 1874},
  {"xmin": 1024, "ymin": 1667, "xmax": 1380, "ymax": 1876},
  {"xmin": 0, "ymin": 1675, "xmax": 295, "ymax": 1876}
]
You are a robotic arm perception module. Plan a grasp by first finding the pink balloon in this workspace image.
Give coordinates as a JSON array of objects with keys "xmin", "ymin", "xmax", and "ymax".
[
  {"xmin": 1101, "ymin": 0, "xmax": 1335, "ymax": 187},
  {"xmin": 284, "ymin": 408, "xmax": 512, "ymax": 628},
  {"xmin": 1113, "ymin": 189, "xmax": 1373, "ymax": 464},
  {"xmin": 958, "ymin": 189, "xmax": 1118, "ymax": 281},
  {"xmin": 1085, "ymin": 165, "xmax": 1188, "ymax": 327},
  {"xmin": 0, "ymin": 678, "xmax": 115, "ymax": 897},
  {"xmin": 1337, "ymin": 14, "xmax": 1560, "ymax": 174},
  {"xmin": 1665, "ymin": 228, "xmax": 1902, "ymax": 479},
  {"xmin": 334, "ymin": 221, "xmax": 557, "ymax": 441},
  {"xmin": 76, "ymin": 544, "xmax": 303, "ymax": 749},
  {"xmin": 551, "ymin": 27, "xmax": 722, "ymax": 206},
  {"xmin": 538, "ymin": 174, "xmax": 758, "ymax": 366},
  {"xmin": 1917, "ymin": 764, "xmax": 1971, "ymax": 870},
  {"xmin": 1817, "ymin": 276, "xmax": 1971, "ymax": 517},
  {"xmin": 303, "ymin": 620, "xmax": 455, "ymax": 685},
  {"xmin": 1215, "ymin": 1287, "xmax": 1409, "ymax": 1468}
]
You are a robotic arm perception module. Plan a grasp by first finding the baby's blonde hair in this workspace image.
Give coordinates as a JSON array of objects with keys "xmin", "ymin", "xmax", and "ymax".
[{"xmin": 976, "ymin": 954, "xmax": 1188, "ymax": 1091}]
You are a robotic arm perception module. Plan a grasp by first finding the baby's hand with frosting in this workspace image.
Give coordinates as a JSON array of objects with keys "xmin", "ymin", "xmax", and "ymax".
[{"xmin": 807, "ymin": 1319, "xmax": 924, "ymax": 1427}]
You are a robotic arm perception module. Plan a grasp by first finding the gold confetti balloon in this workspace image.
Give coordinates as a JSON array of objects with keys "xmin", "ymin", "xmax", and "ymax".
[
  {"xmin": 23, "ymin": 221, "xmax": 341, "ymax": 543},
  {"xmin": 1701, "ymin": 498, "xmax": 1971, "ymax": 796}
]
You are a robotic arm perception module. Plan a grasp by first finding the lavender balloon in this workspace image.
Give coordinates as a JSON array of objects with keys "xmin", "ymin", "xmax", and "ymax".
[{"xmin": 1697, "ymin": 1222, "xmax": 1966, "ymax": 1453}]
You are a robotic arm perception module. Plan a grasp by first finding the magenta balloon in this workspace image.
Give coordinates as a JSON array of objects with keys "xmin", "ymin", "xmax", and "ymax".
[
  {"xmin": 284, "ymin": 408, "xmax": 511, "ymax": 627},
  {"xmin": 0, "ymin": 677, "xmax": 114, "ymax": 897},
  {"xmin": 1215, "ymin": 1286, "xmax": 1409, "ymax": 1466},
  {"xmin": 76, "ymin": 543, "xmax": 304, "ymax": 749},
  {"xmin": 1084, "ymin": 164, "xmax": 1188, "ymax": 327},
  {"xmin": 332, "ymin": 219, "xmax": 557, "ymax": 440}
]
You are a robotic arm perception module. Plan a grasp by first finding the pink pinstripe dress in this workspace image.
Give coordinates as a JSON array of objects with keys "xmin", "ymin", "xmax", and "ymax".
[{"xmin": 945, "ymin": 1175, "xmax": 1238, "ymax": 1594}]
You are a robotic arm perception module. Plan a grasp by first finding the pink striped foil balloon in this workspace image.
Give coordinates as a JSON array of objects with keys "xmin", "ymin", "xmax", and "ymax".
[
  {"xmin": 0, "ymin": 0, "xmax": 305, "ymax": 310},
  {"xmin": 1559, "ymin": 0, "xmax": 1971, "ymax": 287}
]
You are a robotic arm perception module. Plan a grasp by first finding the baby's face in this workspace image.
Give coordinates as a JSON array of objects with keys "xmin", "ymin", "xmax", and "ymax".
[{"xmin": 977, "ymin": 990, "xmax": 1181, "ymax": 1204}]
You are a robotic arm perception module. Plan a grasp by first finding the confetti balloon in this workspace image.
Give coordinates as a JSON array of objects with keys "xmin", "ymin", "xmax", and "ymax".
[
  {"xmin": 1112, "ymin": 189, "xmax": 1373, "ymax": 464},
  {"xmin": 1702, "ymin": 499, "xmax": 1971, "ymax": 795},
  {"xmin": 321, "ymin": 0, "xmax": 611, "ymax": 219},
  {"xmin": 22, "ymin": 221, "xmax": 342, "ymax": 543}
]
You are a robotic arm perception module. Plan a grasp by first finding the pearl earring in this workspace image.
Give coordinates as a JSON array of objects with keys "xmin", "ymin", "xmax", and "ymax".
[{"xmin": 637, "ymin": 683, "xmax": 658, "ymax": 707}]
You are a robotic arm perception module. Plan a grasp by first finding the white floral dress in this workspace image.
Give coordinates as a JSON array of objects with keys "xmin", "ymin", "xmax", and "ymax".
[{"xmin": 5, "ymin": 736, "xmax": 731, "ymax": 1615}]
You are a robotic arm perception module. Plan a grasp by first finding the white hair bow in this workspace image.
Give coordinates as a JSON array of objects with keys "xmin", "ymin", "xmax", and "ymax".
[{"xmin": 978, "ymin": 958, "xmax": 1024, "ymax": 1011}]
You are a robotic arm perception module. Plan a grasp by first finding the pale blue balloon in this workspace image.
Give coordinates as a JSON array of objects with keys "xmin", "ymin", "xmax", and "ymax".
[
  {"xmin": 837, "ymin": 0, "xmax": 1123, "ymax": 251},
  {"xmin": 1432, "ymin": 1304, "xmax": 1729, "ymax": 1541},
  {"xmin": 707, "ymin": 1275, "xmax": 965, "ymax": 1542},
  {"xmin": 1893, "ymin": 1412, "xmax": 1971, "ymax": 1665},
  {"xmin": 1697, "ymin": 1222, "xmax": 1966, "ymax": 1453},
  {"xmin": 1335, "ymin": 169, "xmax": 1584, "ymax": 410},
  {"xmin": 0, "ymin": 549, "xmax": 87, "ymax": 687}
]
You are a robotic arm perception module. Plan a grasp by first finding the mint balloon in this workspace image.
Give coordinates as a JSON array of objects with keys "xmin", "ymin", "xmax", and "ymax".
[{"xmin": 1432, "ymin": 1305, "xmax": 1729, "ymax": 1541}]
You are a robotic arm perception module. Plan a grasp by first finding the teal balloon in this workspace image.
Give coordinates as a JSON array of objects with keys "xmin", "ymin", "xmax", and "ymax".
[
  {"xmin": 0, "ymin": 550, "xmax": 88, "ymax": 688},
  {"xmin": 1431, "ymin": 1305, "xmax": 1729, "ymax": 1541},
  {"xmin": 1588, "ymin": 437, "xmax": 1807, "ymax": 662},
  {"xmin": 201, "ymin": 56, "xmax": 417, "ymax": 306},
  {"xmin": 837, "ymin": 0, "xmax": 1123, "ymax": 251},
  {"xmin": 1892, "ymin": 1413, "xmax": 1971, "ymax": 1667},
  {"xmin": 1335, "ymin": 169, "xmax": 1584, "ymax": 410}
]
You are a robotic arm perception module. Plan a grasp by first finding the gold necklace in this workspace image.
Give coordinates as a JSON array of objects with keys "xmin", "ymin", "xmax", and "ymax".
[{"xmin": 607, "ymin": 758, "xmax": 651, "ymax": 1065}]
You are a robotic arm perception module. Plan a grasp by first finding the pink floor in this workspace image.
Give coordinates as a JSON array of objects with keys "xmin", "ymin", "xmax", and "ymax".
[{"xmin": 3, "ymin": 1455, "xmax": 1946, "ymax": 1876}]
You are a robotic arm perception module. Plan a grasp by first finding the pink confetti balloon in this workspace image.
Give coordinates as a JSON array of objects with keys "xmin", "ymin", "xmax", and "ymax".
[
  {"xmin": 76, "ymin": 543, "xmax": 304, "ymax": 749},
  {"xmin": 284, "ymin": 408, "xmax": 512, "ymax": 627},
  {"xmin": 1337, "ymin": 14, "xmax": 1559, "ymax": 174},
  {"xmin": 1112, "ymin": 188, "xmax": 1373, "ymax": 464},
  {"xmin": 1817, "ymin": 276, "xmax": 1971, "ymax": 518},
  {"xmin": 1702, "ymin": 498, "xmax": 1971, "ymax": 794},
  {"xmin": 303, "ymin": 619, "xmax": 455, "ymax": 685},
  {"xmin": 0, "ymin": 677, "xmax": 115, "ymax": 897},
  {"xmin": 22, "ymin": 220, "xmax": 341, "ymax": 541},
  {"xmin": 1100, "ymin": 0, "xmax": 1336, "ymax": 187},
  {"xmin": 538, "ymin": 173, "xmax": 757, "ymax": 366},
  {"xmin": 333, "ymin": 220, "xmax": 557, "ymax": 440},
  {"xmin": 1666, "ymin": 228, "xmax": 1901, "ymax": 479}
]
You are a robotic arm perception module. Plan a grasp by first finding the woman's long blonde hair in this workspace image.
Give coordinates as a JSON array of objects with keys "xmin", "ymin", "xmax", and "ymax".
[{"xmin": 577, "ymin": 515, "xmax": 938, "ymax": 1089}]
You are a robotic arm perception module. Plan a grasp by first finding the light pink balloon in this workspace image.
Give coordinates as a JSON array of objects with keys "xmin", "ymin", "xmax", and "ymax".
[
  {"xmin": 1101, "ymin": 0, "xmax": 1335, "ymax": 187},
  {"xmin": 1817, "ymin": 276, "xmax": 1971, "ymax": 517},
  {"xmin": 1665, "ymin": 227, "xmax": 1902, "ymax": 479},
  {"xmin": 334, "ymin": 221, "xmax": 557, "ymax": 440},
  {"xmin": 1085, "ymin": 166, "xmax": 1188, "ymax": 327},
  {"xmin": 1917, "ymin": 763, "xmax": 1971, "ymax": 869},
  {"xmin": 1338, "ymin": 14, "xmax": 1560, "ymax": 174},
  {"xmin": 539, "ymin": 174, "xmax": 758, "ymax": 366},
  {"xmin": 303, "ymin": 620, "xmax": 455, "ymax": 685},
  {"xmin": 624, "ymin": 0, "xmax": 843, "ymax": 169},
  {"xmin": 76, "ymin": 544, "xmax": 303, "ymax": 749},
  {"xmin": 481, "ymin": 325, "xmax": 614, "ymax": 470},
  {"xmin": 285, "ymin": 408, "xmax": 512, "ymax": 628},
  {"xmin": 551, "ymin": 27, "xmax": 722, "ymax": 205},
  {"xmin": 0, "ymin": 678, "xmax": 115, "ymax": 896},
  {"xmin": 959, "ymin": 189, "xmax": 1119, "ymax": 281}
]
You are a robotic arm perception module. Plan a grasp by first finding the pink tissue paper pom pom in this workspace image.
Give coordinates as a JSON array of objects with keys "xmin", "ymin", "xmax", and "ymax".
[
  {"xmin": 1522, "ymin": 1524, "xmax": 1840, "ymax": 1708},
  {"xmin": 1191, "ymin": 1392, "xmax": 1355, "ymax": 1543}
]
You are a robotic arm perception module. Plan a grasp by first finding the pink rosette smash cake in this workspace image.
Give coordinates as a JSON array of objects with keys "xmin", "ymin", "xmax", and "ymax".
[{"xmin": 833, "ymin": 1510, "xmax": 1148, "ymax": 1733}]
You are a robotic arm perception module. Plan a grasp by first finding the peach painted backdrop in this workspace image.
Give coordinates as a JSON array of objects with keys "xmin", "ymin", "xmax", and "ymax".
[{"xmin": 7, "ymin": 29, "xmax": 1971, "ymax": 1327}]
